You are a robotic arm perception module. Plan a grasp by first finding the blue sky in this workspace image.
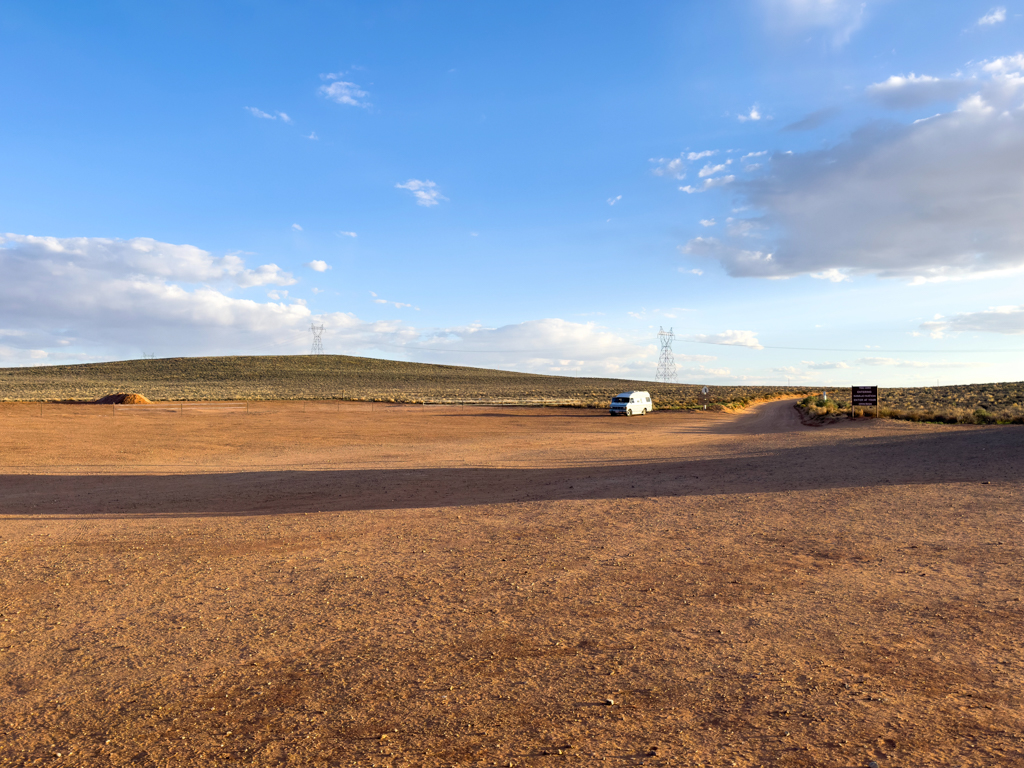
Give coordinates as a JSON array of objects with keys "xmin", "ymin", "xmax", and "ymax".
[{"xmin": 2, "ymin": 0, "xmax": 1023, "ymax": 386}]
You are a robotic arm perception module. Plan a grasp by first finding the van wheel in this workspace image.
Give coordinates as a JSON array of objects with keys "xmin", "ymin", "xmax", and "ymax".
[{"xmin": 642, "ymin": 408, "xmax": 648, "ymax": 415}]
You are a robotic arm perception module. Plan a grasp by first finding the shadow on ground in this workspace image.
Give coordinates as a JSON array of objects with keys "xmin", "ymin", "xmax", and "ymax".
[{"xmin": 2, "ymin": 426, "xmax": 1018, "ymax": 519}]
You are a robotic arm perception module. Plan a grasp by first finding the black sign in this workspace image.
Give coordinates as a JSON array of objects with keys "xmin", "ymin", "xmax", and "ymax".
[{"xmin": 851, "ymin": 386, "xmax": 878, "ymax": 406}]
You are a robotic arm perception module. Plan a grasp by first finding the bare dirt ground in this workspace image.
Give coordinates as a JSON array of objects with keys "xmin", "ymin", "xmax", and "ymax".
[{"xmin": 0, "ymin": 400, "xmax": 1021, "ymax": 768}]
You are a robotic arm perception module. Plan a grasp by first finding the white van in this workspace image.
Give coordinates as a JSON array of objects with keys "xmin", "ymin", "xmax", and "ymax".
[{"xmin": 609, "ymin": 390, "xmax": 653, "ymax": 416}]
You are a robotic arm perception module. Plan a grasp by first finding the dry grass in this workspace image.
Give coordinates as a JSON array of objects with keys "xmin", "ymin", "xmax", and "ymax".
[
  {"xmin": 798, "ymin": 389, "xmax": 1024, "ymax": 425},
  {"xmin": 0, "ymin": 355, "xmax": 811, "ymax": 410}
]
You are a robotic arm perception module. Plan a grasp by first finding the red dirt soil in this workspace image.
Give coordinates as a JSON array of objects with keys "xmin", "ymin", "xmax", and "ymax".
[{"xmin": 0, "ymin": 399, "xmax": 1021, "ymax": 767}]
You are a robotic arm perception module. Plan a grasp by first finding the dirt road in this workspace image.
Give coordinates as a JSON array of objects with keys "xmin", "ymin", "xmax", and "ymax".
[{"xmin": 1, "ymin": 400, "xmax": 1021, "ymax": 767}]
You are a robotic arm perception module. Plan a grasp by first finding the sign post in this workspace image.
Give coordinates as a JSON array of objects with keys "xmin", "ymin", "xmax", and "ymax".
[
  {"xmin": 698, "ymin": 386, "xmax": 709, "ymax": 410},
  {"xmin": 851, "ymin": 386, "xmax": 878, "ymax": 419}
]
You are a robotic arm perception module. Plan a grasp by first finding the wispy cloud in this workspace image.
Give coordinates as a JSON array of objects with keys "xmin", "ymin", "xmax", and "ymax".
[
  {"xmin": 699, "ymin": 219, "xmax": 716, "ymax": 227},
  {"xmin": 801, "ymin": 360, "xmax": 849, "ymax": 370},
  {"xmin": 396, "ymin": 179, "xmax": 447, "ymax": 207},
  {"xmin": 370, "ymin": 291, "xmax": 417, "ymax": 311},
  {"xmin": 292, "ymin": 223, "xmax": 303, "ymax": 232},
  {"xmin": 318, "ymin": 73, "xmax": 370, "ymax": 107},
  {"xmin": 688, "ymin": 330, "xmax": 763, "ymax": 349},
  {"xmin": 920, "ymin": 305, "xmax": 1024, "ymax": 337},
  {"xmin": 607, "ymin": 195, "xmax": 622, "ymax": 206},
  {"xmin": 336, "ymin": 231, "xmax": 358, "ymax": 238},
  {"xmin": 978, "ymin": 7, "xmax": 1006, "ymax": 25},
  {"xmin": 680, "ymin": 175, "xmax": 735, "ymax": 194},
  {"xmin": 761, "ymin": 0, "xmax": 875, "ymax": 46},
  {"xmin": 783, "ymin": 106, "xmax": 840, "ymax": 131},
  {"xmin": 245, "ymin": 107, "xmax": 292, "ymax": 122}
]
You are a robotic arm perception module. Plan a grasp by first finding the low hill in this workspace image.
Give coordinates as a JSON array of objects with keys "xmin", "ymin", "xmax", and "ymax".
[{"xmin": 0, "ymin": 354, "xmax": 809, "ymax": 409}]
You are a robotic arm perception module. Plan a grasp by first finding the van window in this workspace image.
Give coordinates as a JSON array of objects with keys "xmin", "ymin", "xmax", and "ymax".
[{"xmin": 612, "ymin": 397, "xmax": 629, "ymax": 403}]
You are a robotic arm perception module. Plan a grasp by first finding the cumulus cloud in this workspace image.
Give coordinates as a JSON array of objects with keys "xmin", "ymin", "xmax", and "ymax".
[
  {"xmin": 978, "ymin": 7, "xmax": 1006, "ymax": 25},
  {"xmin": 737, "ymin": 105, "xmax": 762, "ymax": 122},
  {"xmin": 699, "ymin": 219, "xmax": 716, "ymax": 227},
  {"xmin": 0, "ymin": 234, "xmax": 670, "ymax": 377},
  {"xmin": 318, "ymin": 73, "xmax": 370, "ymax": 107},
  {"xmin": 688, "ymin": 330, "xmax": 763, "ymax": 349},
  {"xmin": 305, "ymin": 260, "xmax": 330, "ymax": 272},
  {"xmin": 920, "ymin": 305, "xmax": 1024, "ymax": 337},
  {"xmin": 682, "ymin": 54, "xmax": 1024, "ymax": 282},
  {"xmin": 0, "ymin": 233, "xmax": 307, "ymax": 363},
  {"xmin": 396, "ymin": 179, "xmax": 447, "ymax": 206}
]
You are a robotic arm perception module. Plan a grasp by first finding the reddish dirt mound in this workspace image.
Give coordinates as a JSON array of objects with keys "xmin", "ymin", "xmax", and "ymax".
[{"xmin": 93, "ymin": 392, "xmax": 152, "ymax": 404}]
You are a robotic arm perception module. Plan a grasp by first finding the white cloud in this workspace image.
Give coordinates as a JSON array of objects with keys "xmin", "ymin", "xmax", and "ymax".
[
  {"xmin": 688, "ymin": 330, "xmax": 763, "ymax": 349},
  {"xmin": 305, "ymin": 260, "xmax": 330, "ymax": 272},
  {"xmin": 761, "ymin": 0, "xmax": 875, "ymax": 46},
  {"xmin": 866, "ymin": 73, "xmax": 972, "ymax": 109},
  {"xmin": 680, "ymin": 175, "xmax": 736, "ymax": 194},
  {"xmin": 307, "ymin": 131, "xmax": 319, "ymax": 140},
  {"xmin": 699, "ymin": 162, "xmax": 731, "ymax": 178},
  {"xmin": 292, "ymin": 223, "xmax": 303, "ymax": 231},
  {"xmin": 0, "ymin": 233, "xmax": 307, "ymax": 362},
  {"xmin": 337, "ymin": 231, "xmax": 358, "ymax": 238},
  {"xmin": 809, "ymin": 268, "xmax": 850, "ymax": 282},
  {"xmin": 0, "ymin": 233, "xmax": 666, "ymax": 376},
  {"xmin": 920, "ymin": 305, "xmax": 1024, "ymax": 337},
  {"xmin": 396, "ymin": 179, "xmax": 447, "ymax": 207},
  {"xmin": 856, "ymin": 356, "xmax": 980, "ymax": 369},
  {"xmin": 684, "ymin": 56, "xmax": 1024, "ymax": 281},
  {"xmin": 802, "ymin": 360, "xmax": 850, "ymax": 370},
  {"xmin": 245, "ymin": 107, "xmax": 293, "ymax": 122},
  {"xmin": 318, "ymin": 73, "xmax": 370, "ymax": 107},
  {"xmin": 650, "ymin": 157, "xmax": 686, "ymax": 179},
  {"xmin": 688, "ymin": 150, "xmax": 717, "ymax": 161},
  {"xmin": 978, "ymin": 7, "xmax": 1006, "ymax": 25},
  {"xmin": 737, "ymin": 105, "xmax": 762, "ymax": 122},
  {"xmin": 699, "ymin": 219, "xmax": 716, "ymax": 227},
  {"xmin": 607, "ymin": 195, "xmax": 622, "ymax": 205},
  {"xmin": 245, "ymin": 106, "xmax": 276, "ymax": 120}
]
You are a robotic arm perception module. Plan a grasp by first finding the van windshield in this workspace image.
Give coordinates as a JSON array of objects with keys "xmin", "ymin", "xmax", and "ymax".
[{"xmin": 612, "ymin": 397, "xmax": 629, "ymax": 403}]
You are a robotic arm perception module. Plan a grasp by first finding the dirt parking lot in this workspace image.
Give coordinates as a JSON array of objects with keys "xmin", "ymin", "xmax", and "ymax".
[{"xmin": 0, "ymin": 400, "xmax": 1021, "ymax": 767}]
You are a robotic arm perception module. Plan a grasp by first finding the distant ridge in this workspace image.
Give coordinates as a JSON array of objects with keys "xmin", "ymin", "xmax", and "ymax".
[{"xmin": 0, "ymin": 354, "xmax": 809, "ymax": 409}]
